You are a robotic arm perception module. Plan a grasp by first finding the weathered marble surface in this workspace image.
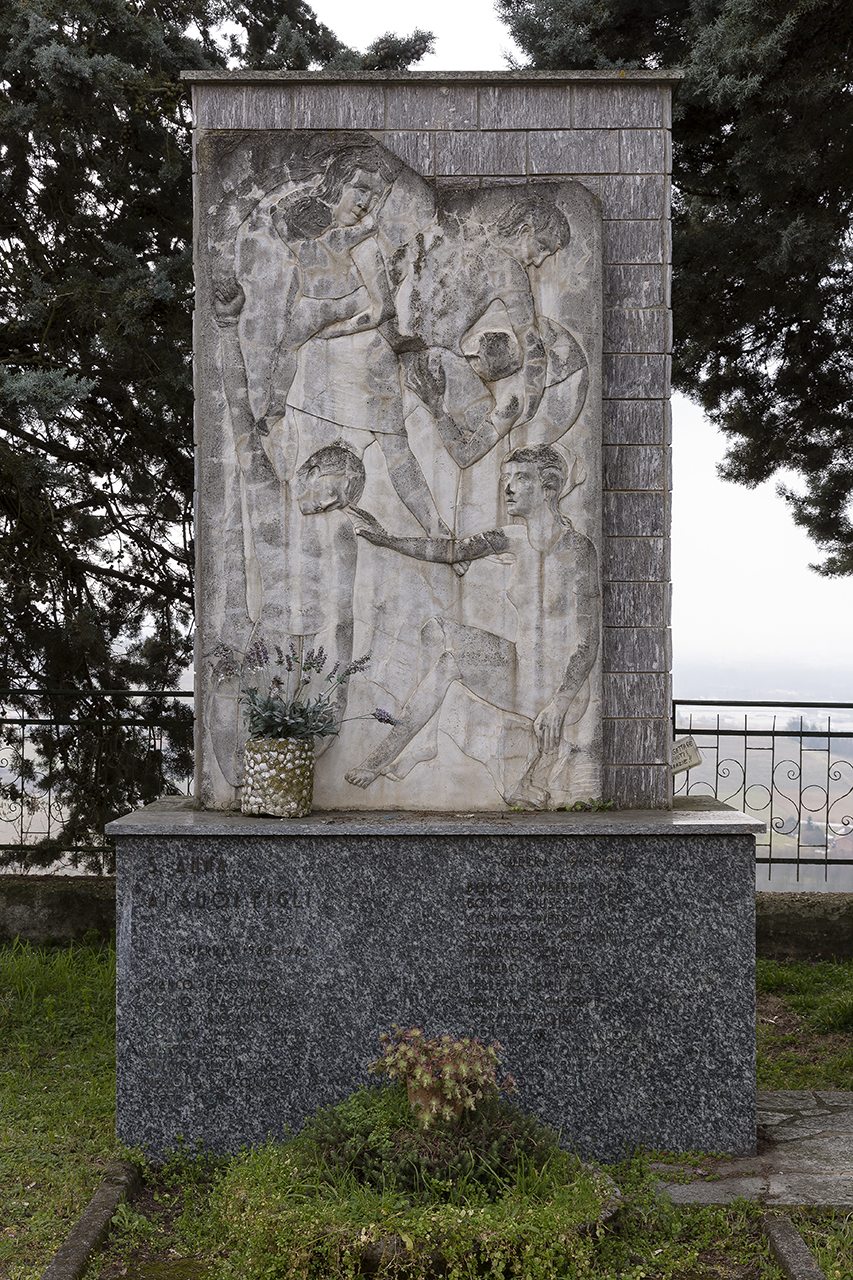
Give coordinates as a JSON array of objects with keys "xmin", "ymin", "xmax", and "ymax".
[
  {"xmin": 195, "ymin": 130, "xmax": 602, "ymax": 812},
  {"xmin": 109, "ymin": 794, "xmax": 765, "ymax": 838},
  {"xmin": 113, "ymin": 799, "xmax": 756, "ymax": 1160}
]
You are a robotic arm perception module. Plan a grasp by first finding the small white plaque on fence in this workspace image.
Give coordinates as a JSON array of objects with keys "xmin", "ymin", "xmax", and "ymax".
[{"xmin": 672, "ymin": 735, "xmax": 702, "ymax": 775}]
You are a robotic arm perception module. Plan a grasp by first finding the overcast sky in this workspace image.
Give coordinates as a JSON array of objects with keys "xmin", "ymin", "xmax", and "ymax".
[{"xmin": 310, "ymin": 0, "xmax": 853, "ymax": 705}]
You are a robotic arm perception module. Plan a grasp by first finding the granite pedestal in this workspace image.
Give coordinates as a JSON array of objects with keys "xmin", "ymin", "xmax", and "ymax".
[{"xmin": 110, "ymin": 797, "xmax": 761, "ymax": 1161}]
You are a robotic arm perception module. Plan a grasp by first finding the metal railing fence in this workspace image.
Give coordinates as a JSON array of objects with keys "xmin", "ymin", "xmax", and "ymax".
[
  {"xmin": 0, "ymin": 689, "xmax": 194, "ymax": 875},
  {"xmin": 673, "ymin": 700, "xmax": 853, "ymax": 883},
  {"xmin": 4, "ymin": 691, "xmax": 852, "ymax": 882}
]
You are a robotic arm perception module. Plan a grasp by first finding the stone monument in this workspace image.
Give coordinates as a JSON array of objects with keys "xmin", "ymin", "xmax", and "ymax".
[
  {"xmin": 196, "ymin": 127, "xmax": 602, "ymax": 814},
  {"xmin": 110, "ymin": 71, "xmax": 761, "ymax": 1162}
]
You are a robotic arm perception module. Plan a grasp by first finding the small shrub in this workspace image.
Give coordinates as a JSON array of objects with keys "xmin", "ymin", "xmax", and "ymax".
[
  {"xmin": 304, "ymin": 1083, "xmax": 558, "ymax": 1203},
  {"xmin": 369, "ymin": 1025, "xmax": 516, "ymax": 1128}
]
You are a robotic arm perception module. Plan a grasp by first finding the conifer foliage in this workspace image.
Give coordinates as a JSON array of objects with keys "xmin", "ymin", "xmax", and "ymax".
[
  {"xmin": 0, "ymin": 0, "xmax": 432, "ymax": 867},
  {"xmin": 230, "ymin": 0, "xmax": 434, "ymax": 71},
  {"xmin": 498, "ymin": 0, "xmax": 853, "ymax": 574}
]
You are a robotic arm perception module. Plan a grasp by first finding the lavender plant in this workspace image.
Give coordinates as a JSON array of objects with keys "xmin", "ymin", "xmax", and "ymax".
[{"xmin": 211, "ymin": 638, "xmax": 396, "ymax": 742}]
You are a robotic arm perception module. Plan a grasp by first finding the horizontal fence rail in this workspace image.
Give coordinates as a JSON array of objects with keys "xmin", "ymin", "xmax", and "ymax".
[
  {"xmin": 0, "ymin": 690, "xmax": 194, "ymax": 875},
  {"xmin": 673, "ymin": 699, "xmax": 853, "ymax": 886}
]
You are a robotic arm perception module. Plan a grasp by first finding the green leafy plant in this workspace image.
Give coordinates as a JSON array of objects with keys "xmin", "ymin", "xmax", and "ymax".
[
  {"xmin": 208, "ymin": 1100, "xmax": 610, "ymax": 1280},
  {"xmin": 564, "ymin": 797, "xmax": 615, "ymax": 812},
  {"xmin": 304, "ymin": 1082, "xmax": 559, "ymax": 1203},
  {"xmin": 369, "ymin": 1025, "xmax": 517, "ymax": 1128},
  {"xmin": 211, "ymin": 637, "xmax": 396, "ymax": 741},
  {"xmin": 109, "ymin": 1200, "xmax": 158, "ymax": 1243}
]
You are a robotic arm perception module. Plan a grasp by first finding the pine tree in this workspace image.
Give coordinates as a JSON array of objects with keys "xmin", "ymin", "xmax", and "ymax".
[
  {"xmin": 0, "ymin": 0, "xmax": 432, "ymax": 867},
  {"xmin": 229, "ymin": 0, "xmax": 433, "ymax": 71},
  {"xmin": 497, "ymin": 0, "xmax": 853, "ymax": 574}
]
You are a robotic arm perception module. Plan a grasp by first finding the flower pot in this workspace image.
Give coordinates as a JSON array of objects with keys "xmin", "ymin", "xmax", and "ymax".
[{"xmin": 241, "ymin": 736, "xmax": 314, "ymax": 818}]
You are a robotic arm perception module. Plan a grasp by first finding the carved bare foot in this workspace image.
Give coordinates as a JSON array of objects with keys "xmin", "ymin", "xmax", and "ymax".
[
  {"xmin": 504, "ymin": 782, "xmax": 550, "ymax": 811},
  {"xmin": 345, "ymin": 767, "xmax": 379, "ymax": 788}
]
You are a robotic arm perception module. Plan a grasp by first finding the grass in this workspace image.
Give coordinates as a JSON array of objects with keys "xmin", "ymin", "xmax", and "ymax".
[
  {"xmin": 758, "ymin": 958, "xmax": 853, "ymax": 1031},
  {"xmin": 82, "ymin": 1147, "xmax": 220, "ymax": 1280},
  {"xmin": 0, "ymin": 937, "xmax": 116, "ymax": 1280},
  {"xmin": 756, "ymin": 957, "xmax": 853, "ymax": 1089},
  {"xmin": 2, "ymin": 943, "xmax": 852, "ymax": 1279},
  {"xmin": 788, "ymin": 1208, "xmax": 853, "ymax": 1280},
  {"xmin": 81, "ymin": 1144, "xmax": 788, "ymax": 1280}
]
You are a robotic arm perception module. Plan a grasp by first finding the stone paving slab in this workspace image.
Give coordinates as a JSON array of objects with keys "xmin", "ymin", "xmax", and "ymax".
[
  {"xmin": 655, "ymin": 1090, "xmax": 853, "ymax": 1208},
  {"xmin": 765, "ymin": 1174, "xmax": 853, "ymax": 1209},
  {"xmin": 665, "ymin": 1177, "xmax": 769, "ymax": 1206}
]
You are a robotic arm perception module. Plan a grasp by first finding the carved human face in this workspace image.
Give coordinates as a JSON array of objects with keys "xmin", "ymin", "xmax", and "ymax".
[
  {"xmin": 331, "ymin": 169, "xmax": 385, "ymax": 227},
  {"xmin": 295, "ymin": 466, "xmax": 349, "ymax": 515},
  {"xmin": 501, "ymin": 462, "xmax": 547, "ymax": 519},
  {"xmin": 518, "ymin": 225, "xmax": 561, "ymax": 269}
]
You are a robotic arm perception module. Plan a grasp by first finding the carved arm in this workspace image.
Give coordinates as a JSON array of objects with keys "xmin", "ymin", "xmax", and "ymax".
[{"xmin": 351, "ymin": 509, "xmax": 508, "ymax": 565}]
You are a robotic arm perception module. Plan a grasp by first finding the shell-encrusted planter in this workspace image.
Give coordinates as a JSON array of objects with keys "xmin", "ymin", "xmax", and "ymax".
[{"xmin": 241, "ymin": 737, "xmax": 314, "ymax": 818}]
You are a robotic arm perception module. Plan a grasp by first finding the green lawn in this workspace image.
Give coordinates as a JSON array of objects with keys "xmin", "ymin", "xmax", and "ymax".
[
  {"xmin": 2, "ymin": 943, "xmax": 852, "ymax": 1279},
  {"xmin": 0, "ymin": 940, "xmax": 116, "ymax": 1280},
  {"xmin": 757, "ymin": 957, "xmax": 853, "ymax": 1088}
]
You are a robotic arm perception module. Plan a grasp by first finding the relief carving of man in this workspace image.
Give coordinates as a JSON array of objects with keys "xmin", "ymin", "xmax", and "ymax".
[
  {"xmin": 288, "ymin": 444, "xmax": 368, "ymax": 757},
  {"xmin": 344, "ymin": 444, "xmax": 600, "ymax": 808},
  {"xmin": 239, "ymin": 144, "xmax": 450, "ymax": 539}
]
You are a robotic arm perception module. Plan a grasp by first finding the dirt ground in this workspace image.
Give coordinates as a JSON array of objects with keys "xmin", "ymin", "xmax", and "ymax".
[{"xmin": 757, "ymin": 991, "xmax": 853, "ymax": 1070}]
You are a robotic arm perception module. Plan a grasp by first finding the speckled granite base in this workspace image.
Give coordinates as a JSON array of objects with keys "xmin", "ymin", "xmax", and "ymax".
[{"xmin": 110, "ymin": 799, "xmax": 759, "ymax": 1161}]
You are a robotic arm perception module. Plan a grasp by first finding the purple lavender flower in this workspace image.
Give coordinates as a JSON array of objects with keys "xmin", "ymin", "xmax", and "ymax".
[
  {"xmin": 244, "ymin": 637, "xmax": 269, "ymax": 670},
  {"xmin": 210, "ymin": 643, "xmax": 240, "ymax": 681},
  {"xmin": 341, "ymin": 651, "xmax": 372, "ymax": 680},
  {"xmin": 274, "ymin": 645, "xmax": 284, "ymax": 664},
  {"xmin": 372, "ymin": 708, "xmax": 397, "ymax": 725}
]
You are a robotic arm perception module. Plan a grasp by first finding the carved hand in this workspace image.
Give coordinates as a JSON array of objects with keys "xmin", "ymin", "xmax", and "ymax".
[
  {"xmin": 533, "ymin": 699, "xmax": 568, "ymax": 755},
  {"xmin": 406, "ymin": 349, "xmax": 446, "ymax": 408},
  {"xmin": 349, "ymin": 508, "xmax": 389, "ymax": 546},
  {"xmin": 318, "ymin": 286, "xmax": 374, "ymax": 337},
  {"xmin": 213, "ymin": 282, "xmax": 245, "ymax": 323}
]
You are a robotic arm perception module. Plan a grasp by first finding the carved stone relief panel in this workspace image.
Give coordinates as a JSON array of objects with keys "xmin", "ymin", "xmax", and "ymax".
[{"xmin": 196, "ymin": 130, "xmax": 603, "ymax": 812}]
